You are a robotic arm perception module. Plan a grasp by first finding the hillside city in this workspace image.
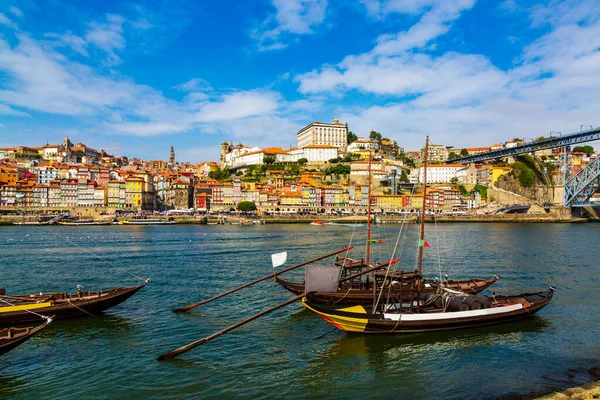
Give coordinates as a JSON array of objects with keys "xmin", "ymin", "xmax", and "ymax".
[{"xmin": 0, "ymin": 118, "xmax": 596, "ymax": 215}]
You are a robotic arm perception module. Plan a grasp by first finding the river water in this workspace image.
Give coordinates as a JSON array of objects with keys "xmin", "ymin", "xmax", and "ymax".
[{"xmin": 0, "ymin": 223, "xmax": 598, "ymax": 399}]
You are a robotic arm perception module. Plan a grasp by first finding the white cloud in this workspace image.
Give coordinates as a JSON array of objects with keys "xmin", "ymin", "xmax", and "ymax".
[
  {"xmin": 0, "ymin": 31, "xmax": 299, "ymax": 140},
  {"xmin": 360, "ymin": 0, "xmax": 437, "ymax": 19},
  {"xmin": 296, "ymin": 1, "xmax": 476, "ymax": 95},
  {"xmin": 85, "ymin": 14, "xmax": 126, "ymax": 66},
  {"xmin": 0, "ymin": 103, "xmax": 29, "ymax": 116},
  {"xmin": 295, "ymin": 0, "xmax": 600, "ymax": 151},
  {"xmin": 251, "ymin": 0, "xmax": 327, "ymax": 51},
  {"xmin": 195, "ymin": 91, "xmax": 281, "ymax": 123},
  {"xmin": 174, "ymin": 78, "xmax": 212, "ymax": 92},
  {"xmin": 372, "ymin": 0, "xmax": 474, "ymax": 56},
  {"xmin": 44, "ymin": 32, "xmax": 89, "ymax": 56},
  {"xmin": 0, "ymin": 12, "xmax": 18, "ymax": 29},
  {"xmin": 8, "ymin": 6, "xmax": 23, "ymax": 18}
]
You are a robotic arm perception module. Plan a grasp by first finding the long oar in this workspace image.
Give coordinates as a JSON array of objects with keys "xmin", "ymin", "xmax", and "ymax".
[
  {"xmin": 172, "ymin": 246, "xmax": 354, "ymax": 313},
  {"xmin": 158, "ymin": 293, "xmax": 305, "ymax": 360},
  {"xmin": 158, "ymin": 259, "xmax": 400, "ymax": 360}
]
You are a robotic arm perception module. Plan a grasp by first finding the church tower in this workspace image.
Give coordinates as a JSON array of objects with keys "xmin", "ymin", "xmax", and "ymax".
[
  {"xmin": 169, "ymin": 145, "xmax": 175, "ymax": 164},
  {"xmin": 220, "ymin": 140, "xmax": 229, "ymax": 168}
]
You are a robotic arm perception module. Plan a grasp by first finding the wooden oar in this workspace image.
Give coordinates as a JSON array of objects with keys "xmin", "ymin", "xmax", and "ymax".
[
  {"xmin": 159, "ymin": 259, "xmax": 401, "ymax": 360},
  {"xmin": 158, "ymin": 293, "xmax": 305, "ymax": 360},
  {"xmin": 172, "ymin": 246, "xmax": 354, "ymax": 313}
]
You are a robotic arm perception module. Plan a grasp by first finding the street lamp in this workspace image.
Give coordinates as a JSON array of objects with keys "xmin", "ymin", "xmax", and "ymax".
[
  {"xmin": 580, "ymin": 124, "xmax": 593, "ymax": 133},
  {"xmin": 550, "ymin": 131, "xmax": 562, "ymax": 137}
]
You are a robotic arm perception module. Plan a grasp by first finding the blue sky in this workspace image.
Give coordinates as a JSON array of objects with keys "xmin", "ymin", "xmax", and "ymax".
[{"xmin": 0, "ymin": 0, "xmax": 599, "ymax": 163}]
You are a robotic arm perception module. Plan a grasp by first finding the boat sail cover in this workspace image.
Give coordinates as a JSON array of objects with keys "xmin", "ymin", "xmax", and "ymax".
[
  {"xmin": 305, "ymin": 266, "xmax": 340, "ymax": 292},
  {"xmin": 271, "ymin": 252, "xmax": 288, "ymax": 268}
]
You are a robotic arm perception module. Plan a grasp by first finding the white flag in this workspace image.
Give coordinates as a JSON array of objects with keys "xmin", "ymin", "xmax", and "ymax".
[{"xmin": 271, "ymin": 252, "xmax": 287, "ymax": 268}]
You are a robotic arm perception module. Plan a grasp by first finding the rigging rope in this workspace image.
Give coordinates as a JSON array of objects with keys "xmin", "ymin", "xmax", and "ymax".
[
  {"xmin": 39, "ymin": 223, "xmax": 148, "ymax": 283},
  {"xmin": 433, "ymin": 213, "xmax": 443, "ymax": 283},
  {"xmin": 0, "ymin": 297, "xmax": 53, "ymax": 322}
]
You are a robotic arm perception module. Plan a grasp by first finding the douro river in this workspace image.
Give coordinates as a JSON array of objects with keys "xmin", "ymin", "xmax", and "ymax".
[{"xmin": 0, "ymin": 223, "xmax": 598, "ymax": 399}]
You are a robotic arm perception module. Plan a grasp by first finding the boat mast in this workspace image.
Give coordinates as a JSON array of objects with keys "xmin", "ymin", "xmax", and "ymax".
[
  {"xmin": 417, "ymin": 136, "xmax": 429, "ymax": 306},
  {"xmin": 366, "ymin": 152, "xmax": 372, "ymax": 270},
  {"xmin": 366, "ymin": 153, "xmax": 376, "ymax": 306}
]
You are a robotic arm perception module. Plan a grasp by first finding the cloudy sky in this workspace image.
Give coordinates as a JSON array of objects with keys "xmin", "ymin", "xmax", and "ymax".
[{"xmin": 0, "ymin": 0, "xmax": 599, "ymax": 162}]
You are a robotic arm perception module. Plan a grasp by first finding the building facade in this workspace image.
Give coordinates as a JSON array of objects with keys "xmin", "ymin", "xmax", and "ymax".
[{"xmin": 297, "ymin": 119, "xmax": 348, "ymax": 150}]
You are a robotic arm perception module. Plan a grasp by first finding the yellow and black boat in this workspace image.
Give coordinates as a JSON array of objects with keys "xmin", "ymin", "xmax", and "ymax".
[
  {"xmin": 302, "ymin": 287, "xmax": 555, "ymax": 333},
  {"xmin": 0, "ymin": 282, "xmax": 147, "ymax": 326}
]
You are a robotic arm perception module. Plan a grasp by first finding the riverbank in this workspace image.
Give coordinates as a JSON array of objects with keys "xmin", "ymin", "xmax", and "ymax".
[
  {"xmin": 537, "ymin": 380, "xmax": 600, "ymax": 399},
  {"xmin": 0, "ymin": 214, "xmax": 589, "ymax": 225}
]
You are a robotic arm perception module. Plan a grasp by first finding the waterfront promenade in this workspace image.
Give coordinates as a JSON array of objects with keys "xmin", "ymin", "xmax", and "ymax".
[{"xmin": 0, "ymin": 211, "xmax": 588, "ymax": 225}]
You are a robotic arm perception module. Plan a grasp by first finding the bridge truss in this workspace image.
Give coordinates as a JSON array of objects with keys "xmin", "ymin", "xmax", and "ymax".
[{"xmin": 447, "ymin": 127, "xmax": 600, "ymax": 164}]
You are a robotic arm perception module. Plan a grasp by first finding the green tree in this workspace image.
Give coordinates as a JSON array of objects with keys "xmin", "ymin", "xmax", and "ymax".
[
  {"xmin": 347, "ymin": 131, "xmax": 358, "ymax": 144},
  {"xmin": 298, "ymin": 158, "xmax": 308, "ymax": 165},
  {"xmin": 518, "ymin": 169, "xmax": 535, "ymax": 187},
  {"xmin": 208, "ymin": 167, "xmax": 231, "ymax": 181},
  {"xmin": 369, "ymin": 130, "xmax": 383, "ymax": 141},
  {"xmin": 573, "ymin": 145, "xmax": 594, "ymax": 156},
  {"xmin": 263, "ymin": 156, "xmax": 276, "ymax": 164},
  {"xmin": 325, "ymin": 164, "xmax": 350, "ymax": 175},
  {"xmin": 236, "ymin": 201, "xmax": 257, "ymax": 212},
  {"xmin": 448, "ymin": 151, "xmax": 459, "ymax": 159},
  {"xmin": 329, "ymin": 158, "xmax": 339, "ymax": 164},
  {"xmin": 450, "ymin": 177, "xmax": 458, "ymax": 184},
  {"xmin": 287, "ymin": 164, "xmax": 300, "ymax": 175},
  {"xmin": 460, "ymin": 148, "xmax": 469, "ymax": 156},
  {"xmin": 400, "ymin": 169, "xmax": 409, "ymax": 183},
  {"xmin": 398, "ymin": 152, "xmax": 415, "ymax": 168}
]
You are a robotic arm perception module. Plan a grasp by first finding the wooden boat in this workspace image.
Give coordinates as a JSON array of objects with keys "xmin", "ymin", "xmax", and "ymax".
[
  {"xmin": 0, "ymin": 319, "xmax": 51, "ymax": 356},
  {"xmin": 58, "ymin": 220, "xmax": 111, "ymax": 226},
  {"xmin": 120, "ymin": 219, "xmax": 176, "ymax": 225},
  {"xmin": 275, "ymin": 266, "xmax": 499, "ymax": 305},
  {"xmin": 0, "ymin": 282, "xmax": 147, "ymax": 325},
  {"xmin": 302, "ymin": 287, "xmax": 555, "ymax": 333},
  {"xmin": 301, "ymin": 136, "xmax": 555, "ymax": 334}
]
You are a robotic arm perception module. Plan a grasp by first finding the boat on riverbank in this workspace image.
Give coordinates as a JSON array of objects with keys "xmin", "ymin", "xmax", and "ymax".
[
  {"xmin": 119, "ymin": 219, "xmax": 176, "ymax": 225},
  {"xmin": 58, "ymin": 220, "xmax": 112, "ymax": 226},
  {"xmin": 0, "ymin": 319, "xmax": 51, "ymax": 356},
  {"xmin": 0, "ymin": 282, "xmax": 148, "ymax": 325}
]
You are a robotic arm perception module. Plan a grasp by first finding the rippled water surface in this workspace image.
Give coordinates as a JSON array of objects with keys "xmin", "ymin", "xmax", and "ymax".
[{"xmin": 0, "ymin": 223, "xmax": 598, "ymax": 399}]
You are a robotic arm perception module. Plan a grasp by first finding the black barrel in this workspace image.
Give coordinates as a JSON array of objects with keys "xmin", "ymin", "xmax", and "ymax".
[{"xmin": 447, "ymin": 296, "xmax": 469, "ymax": 312}]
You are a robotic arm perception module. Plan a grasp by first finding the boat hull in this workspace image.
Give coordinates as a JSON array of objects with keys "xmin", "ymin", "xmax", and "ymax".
[
  {"xmin": 58, "ymin": 221, "xmax": 112, "ymax": 226},
  {"xmin": 0, "ymin": 320, "xmax": 50, "ymax": 356},
  {"xmin": 121, "ymin": 220, "xmax": 176, "ymax": 225},
  {"xmin": 302, "ymin": 288, "xmax": 555, "ymax": 333},
  {"xmin": 0, "ymin": 284, "xmax": 147, "ymax": 326},
  {"xmin": 275, "ymin": 275, "xmax": 499, "ymax": 305}
]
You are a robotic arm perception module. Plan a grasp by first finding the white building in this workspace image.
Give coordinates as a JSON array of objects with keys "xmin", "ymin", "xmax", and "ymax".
[
  {"xmin": 456, "ymin": 165, "xmax": 478, "ymax": 185},
  {"xmin": 302, "ymin": 145, "xmax": 338, "ymax": 162},
  {"xmin": 297, "ymin": 118, "xmax": 348, "ymax": 150},
  {"xmin": 419, "ymin": 164, "xmax": 463, "ymax": 184},
  {"xmin": 41, "ymin": 144, "xmax": 64, "ymax": 161},
  {"xmin": 421, "ymin": 143, "xmax": 448, "ymax": 163},
  {"xmin": 347, "ymin": 139, "xmax": 379, "ymax": 153}
]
